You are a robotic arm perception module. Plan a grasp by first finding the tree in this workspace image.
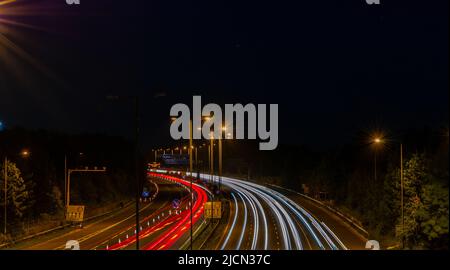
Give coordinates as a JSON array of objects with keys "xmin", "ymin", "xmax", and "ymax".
[
  {"xmin": 385, "ymin": 154, "xmax": 449, "ymax": 249},
  {"xmin": 0, "ymin": 160, "xmax": 31, "ymax": 222},
  {"xmin": 418, "ymin": 182, "xmax": 449, "ymax": 249}
]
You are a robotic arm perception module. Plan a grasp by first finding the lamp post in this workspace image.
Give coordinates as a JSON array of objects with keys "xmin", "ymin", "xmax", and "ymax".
[
  {"xmin": 3, "ymin": 156, "xmax": 6, "ymax": 235},
  {"xmin": 195, "ymin": 146, "xmax": 198, "ymax": 170},
  {"xmin": 218, "ymin": 131, "xmax": 222, "ymax": 193},
  {"xmin": 107, "ymin": 95, "xmax": 140, "ymax": 250},
  {"xmin": 400, "ymin": 143, "xmax": 404, "ymax": 249},
  {"xmin": 189, "ymin": 120, "xmax": 193, "ymax": 250},
  {"xmin": 170, "ymin": 118, "xmax": 196, "ymax": 250},
  {"xmin": 210, "ymin": 132, "xmax": 214, "ymax": 187},
  {"xmin": 218, "ymin": 125, "xmax": 231, "ymax": 193},
  {"xmin": 371, "ymin": 135, "xmax": 404, "ymax": 248}
]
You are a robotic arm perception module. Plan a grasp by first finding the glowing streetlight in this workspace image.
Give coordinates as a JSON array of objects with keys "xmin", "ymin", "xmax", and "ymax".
[
  {"xmin": 369, "ymin": 132, "xmax": 405, "ymax": 248},
  {"xmin": 20, "ymin": 150, "xmax": 30, "ymax": 158}
]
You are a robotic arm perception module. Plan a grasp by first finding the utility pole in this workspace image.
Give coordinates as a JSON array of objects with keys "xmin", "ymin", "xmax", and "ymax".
[
  {"xmin": 106, "ymin": 95, "xmax": 141, "ymax": 250},
  {"xmin": 400, "ymin": 143, "xmax": 404, "ymax": 249},
  {"xmin": 189, "ymin": 121, "xmax": 193, "ymax": 173},
  {"xmin": 218, "ymin": 135, "xmax": 222, "ymax": 193},
  {"xmin": 64, "ymin": 155, "xmax": 67, "ymax": 206},
  {"xmin": 374, "ymin": 152, "xmax": 377, "ymax": 183},
  {"xmin": 134, "ymin": 96, "xmax": 140, "ymax": 251},
  {"xmin": 210, "ymin": 136, "xmax": 214, "ymax": 226},
  {"xmin": 195, "ymin": 147, "xmax": 198, "ymax": 169},
  {"xmin": 3, "ymin": 157, "xmax": 7, "ymax": 235},
  {"xmin": 210, "ymin": 137, "xmax": 214, "ymax": 185},
  {"xmin": 189, "ymin": 120, "xmax": 193, "ymax": 250}
]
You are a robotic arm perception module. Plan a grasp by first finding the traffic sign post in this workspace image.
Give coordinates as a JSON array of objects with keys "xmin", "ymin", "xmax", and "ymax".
[
  {"xmin": 66, "ymin": 205, "xmax": 85, "ymax": 222},
  {"xmin": 172, "ymin": 198, "xmax": 181, "ymax": 209},
  {"xmin": 204, "ymin": 201, "xmax": 221, "ymax": 219}
]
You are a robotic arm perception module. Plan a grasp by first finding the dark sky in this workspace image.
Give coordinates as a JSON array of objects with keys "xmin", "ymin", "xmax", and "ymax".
[{"xmin": 0, "ymin": 0, "xmax": 448, "ymax": 149}]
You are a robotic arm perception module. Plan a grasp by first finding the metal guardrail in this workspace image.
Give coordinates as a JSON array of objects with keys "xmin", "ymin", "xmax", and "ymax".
[
  {"xmin": 0, "ymin": 200, "xmax": 134, "ymax": 249},
  {"xmin": 189, "ymin": 172, "xmax": 370, "ymax": 241}
]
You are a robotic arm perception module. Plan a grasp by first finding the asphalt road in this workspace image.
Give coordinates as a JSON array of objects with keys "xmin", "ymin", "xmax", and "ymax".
[
  {"xmin": 100, "ymin": 173, "xmax": 209, "ymax": 251},
  {"xmin": 197, "ymin": 174, "xmax": 366, "ymax": 250},
  {"xmin": 8, "ymin": 178, "xmax": 187, "ymax": 250},
  {"xmin": 9, "ymin": 172, "xmax": 366, "ymax": 250},
  {"xmin": 268, "ymin": 185, "xmax": 367, "ymax": 250}
]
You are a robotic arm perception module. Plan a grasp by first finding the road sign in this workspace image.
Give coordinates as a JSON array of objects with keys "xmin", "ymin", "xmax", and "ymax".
[
  {"xmin": 172, "ymin": 198, "xmax": 181, "ymax": 209},
  {"xmin": 66, "ymin": 205, "xmax": 85, "ymax": 222},
  {"xmin": 204, "ymin": 201, "xmax": 221, "ymax": 219}
]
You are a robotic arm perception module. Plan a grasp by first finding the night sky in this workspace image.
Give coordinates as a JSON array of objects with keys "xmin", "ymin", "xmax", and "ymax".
[{"xmin": 0, "ymin": 0, "xmax": 448, "ymax": 149}]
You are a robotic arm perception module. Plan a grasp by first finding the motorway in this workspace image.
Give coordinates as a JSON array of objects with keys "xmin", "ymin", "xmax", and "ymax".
[
  {"xmin": 7, "ymin": 177, "xmax": 192, "ymax": 250},
  {"xmin": 6, "ymin": 172, "xmax": 366, "ymax": 250},
  {"xmin": 106, "ymin": 173, "xmax": 208, "ymax": 250},
  {"xmin": 194, "ymin": 174, "xmax": 366, "ymax": 250}
]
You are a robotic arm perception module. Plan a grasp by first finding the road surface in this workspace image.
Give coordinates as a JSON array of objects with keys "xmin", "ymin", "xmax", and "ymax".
[
  {"xmin": 7, "ymin": 178, "xmax": 188, "ymax": 250},
  {"xmin": 7, "ymin": 172, "xmax": 366, "ymax": 250},
  {"xmin": 195, "ymin": 174, "xmax": 366, "ymax": 250}
]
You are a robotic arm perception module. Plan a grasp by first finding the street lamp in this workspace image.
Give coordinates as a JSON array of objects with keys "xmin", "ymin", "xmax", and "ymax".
[
  {"xmin": 3, "ymin": 156, "xmax": 6, "ymax": 235},
  {"xmin": 369, "ymin": 134, "xmax": 404, "ymax": 248},
  {"xmin": 209, "ymin": 131, "xmax": 214, "ymax": 186},
  {"xmin": 106, "ymin": 95, "xmax": 140, "ymax": 250},
  {"xmin": 399, "ymin": 143, "xmax": 404, "ymax": 249},
  {"xmin": 217, "ymin": 125, "xmax": 228, "ymax": 193},
  {"xmin": 20, "ymin": 150, "xmax": 30, "ymax": 158},
  {"xmin": 169, "ymin": 118, "xmax": 195, "ymax": 249}
]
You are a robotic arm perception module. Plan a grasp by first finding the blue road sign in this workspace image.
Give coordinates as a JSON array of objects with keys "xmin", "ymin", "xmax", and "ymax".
[
  {"xmin": 172, "ymin": 198, "xmax": 181, "ymax": 209},
  {"xmin": 142, "ymin": 191, "xmax": 150, "ymax": 198}
]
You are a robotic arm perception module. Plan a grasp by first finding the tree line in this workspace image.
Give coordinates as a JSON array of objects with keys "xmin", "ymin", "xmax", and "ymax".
[
  {"xmin": 0, "ymin": 128, "xmax": 137, "ymax": 238},
  {"xmin": 218, "ymin": 126, "xmax": 448, "ymax": 249}
]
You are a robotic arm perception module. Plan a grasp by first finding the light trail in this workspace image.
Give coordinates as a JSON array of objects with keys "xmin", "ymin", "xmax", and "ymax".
[
  {"xmin": 234, "ymin": 191, "xmax": 248, "ymax": 250},
  {"xmin": 243, "ymin": 184, "xmax": 301, "ymax": 249},
  {"xmin": 100, "ymin": 174, "xmax": 206, "ymax": 250},
  {"xmin": 220, "ymin": 193, "xmax": 239, "ymax": 250},
  {"xmin": 194, "ymin": 173, "xmax": 347, "ymax": 250},
  {"xmin": 142, "ymin": 173, "xmax": 208, "ymax": 250},
  {"xmin": 321, "ymin": 222, "xmax": 348, "ymax": 250}
]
